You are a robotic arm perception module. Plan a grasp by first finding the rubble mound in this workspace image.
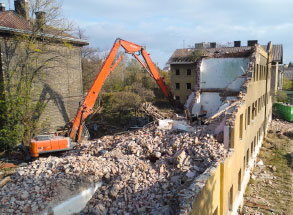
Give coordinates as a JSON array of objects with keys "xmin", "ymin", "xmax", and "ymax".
[{"xmin": 0, "ymin": 123, "xmax": 228, "ymax": 214}]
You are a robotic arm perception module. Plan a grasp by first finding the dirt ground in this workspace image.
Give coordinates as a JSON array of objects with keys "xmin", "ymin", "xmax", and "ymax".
[{"xmin": 241, "ymin": 119, "xmax": 293, "ymax": 215}]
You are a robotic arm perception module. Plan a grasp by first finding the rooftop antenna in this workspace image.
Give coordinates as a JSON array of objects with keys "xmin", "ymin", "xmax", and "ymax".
[{"xmin": 8, "ymin": 0, "xmax": 11, "ymax": 10}]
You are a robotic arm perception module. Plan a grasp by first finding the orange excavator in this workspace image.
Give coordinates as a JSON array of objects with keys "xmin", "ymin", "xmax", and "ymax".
[{"xmin": 30, "ymin": 38, "xmax": 175, "ymax": 157}]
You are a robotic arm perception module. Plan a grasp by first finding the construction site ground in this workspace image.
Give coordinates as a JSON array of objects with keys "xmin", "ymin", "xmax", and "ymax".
[
  {"xmin": 0, "ymin": 115, "xmax": 292, "ymax": 215},
  {"xmin": 241, "ymin": 119, "xmax": 293, "ymax": 215}
]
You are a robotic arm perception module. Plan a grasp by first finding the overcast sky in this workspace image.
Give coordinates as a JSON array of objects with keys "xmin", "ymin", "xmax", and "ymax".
[{"xmin": 6, "ymin": 0, "xmax": 293, "ymax": 68}]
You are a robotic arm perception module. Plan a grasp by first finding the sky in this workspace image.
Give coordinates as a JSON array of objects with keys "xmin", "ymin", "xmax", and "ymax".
[{"xmin": 5, "ymin": 0, "xmax": 293, "ymax": 68}]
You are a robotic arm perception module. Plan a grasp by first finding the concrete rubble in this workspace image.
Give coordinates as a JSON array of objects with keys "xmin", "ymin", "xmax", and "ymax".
[{"xmin": 0, "ymin": 122, "xmax": 228, "ymax": 214}]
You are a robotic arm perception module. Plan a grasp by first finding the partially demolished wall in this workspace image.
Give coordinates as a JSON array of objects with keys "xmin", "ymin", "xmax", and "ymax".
[{"xmin": 177, "ymin": 44, "xmax": 273, "ymax": 215}]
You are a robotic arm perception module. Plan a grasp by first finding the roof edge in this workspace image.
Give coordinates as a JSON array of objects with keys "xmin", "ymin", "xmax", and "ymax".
[{"xmin": 0, "ymin": 25, "xmax": 89, "ymax": 45}]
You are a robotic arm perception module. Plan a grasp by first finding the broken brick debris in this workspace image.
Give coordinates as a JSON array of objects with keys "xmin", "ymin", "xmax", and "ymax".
[{"xmin": 0, "ymin": 122, "xmax": 227, "ymax": 215}]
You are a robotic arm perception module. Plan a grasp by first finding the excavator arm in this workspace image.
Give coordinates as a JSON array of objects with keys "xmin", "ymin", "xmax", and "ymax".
[{"xmin": 69, "ymin": 38, "xmax": 174, "ymax": 141}]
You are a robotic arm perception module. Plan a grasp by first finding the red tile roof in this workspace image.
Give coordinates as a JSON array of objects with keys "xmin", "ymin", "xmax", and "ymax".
[
  {"xmin": 0, "ymin": 11, "xmax": 31, "ymax": 30},
  {"xmin": 168, "ymin": 44, "xmax": 283, "ymax": 64},
  {"xmin": 0, "ymin": 10, "xmax": 88, "ymax": 45},
  {"xmin": 168, "ymin": 46, "xmax": 253, "ymax": 64}
]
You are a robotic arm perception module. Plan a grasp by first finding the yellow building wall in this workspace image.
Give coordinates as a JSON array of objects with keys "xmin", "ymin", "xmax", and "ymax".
[
  {"xmin": 191, "ymin": 165, "xmax": 221, "ymax": 215},
  {"xmin": 170, "ymin": 64, "xmax": 196, "ymax": 104},
  {"xmin": 190, "ymin": 45, "xmax": 272, "ymax": 215}
]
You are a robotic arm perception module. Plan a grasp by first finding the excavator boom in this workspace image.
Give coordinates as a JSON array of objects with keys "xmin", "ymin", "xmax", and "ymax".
[
  {"xmin": 30, "ymin": 38, "xmax": 174, "ymax": 157},
  {"xmin": 69, "ymin": 38, "xmax": 174, "ymax": 142}
]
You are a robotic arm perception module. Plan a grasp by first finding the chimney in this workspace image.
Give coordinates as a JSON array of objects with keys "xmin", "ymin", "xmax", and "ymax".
[
  {"xmin": 234, "ymin": 41, "xmax": 241, "ymax": 47},
  {"xmin": 195, "ymin": 42, "xmax": 206, "ymax": 49},
  {"xmin": 247, "ymin": 40, "xmax": 258, "ymax": 46},
  {"xmin": 14, "ymin": 0, "xmax": 29, "ymax": 20},
  {"xmin": 210, "ymin": 42, "xmax": 216, "ymax": 48},
  {"xmin": 0, "ymin": 3, "xmax": 5, "ymax": 12},
  {"xmin": 35, "ymin": 11, "xmax": 46, "ymax": 31}
]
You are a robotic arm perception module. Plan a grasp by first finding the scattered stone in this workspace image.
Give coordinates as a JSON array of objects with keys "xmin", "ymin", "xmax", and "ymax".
[
  {"xmin": 257, "ymin": 160, "xmax": 264, "ymax": 167},
  {"xmin": 20, "ymin": 191, "xmax": 29, "ymax": 200},
  {"xmin": 0, "ymin": 121, "xmax": 228, "ymax": 214}
]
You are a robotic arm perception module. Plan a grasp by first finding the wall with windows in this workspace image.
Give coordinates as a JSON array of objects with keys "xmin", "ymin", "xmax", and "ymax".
[
  {"xmin": 189, "ymin": 45, "xmax": 273, "ymax": 215},
  {"xmin": 170, "ymin": 63, "xmax": 196, "ymax": 104}
]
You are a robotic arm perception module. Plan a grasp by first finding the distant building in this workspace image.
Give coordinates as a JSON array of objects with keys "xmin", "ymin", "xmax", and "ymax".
[
  {"xmin": 262, "ymin": 44, "xmax": 283, "ymax": 98},
  {"xmin": 0, "ymin": 1, "xmax": 88, "ymax": 132}
]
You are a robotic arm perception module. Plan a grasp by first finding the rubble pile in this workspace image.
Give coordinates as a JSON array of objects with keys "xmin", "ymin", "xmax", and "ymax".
[
  {"xmin": 0, "ymin": 123, "xmax": 228, "ymax": 214},
  {"xmin": 138, "ymin": 102, "xmax": 170, "ymax": 120},
  {"xmin": 269, "ymin": 118, "xmax": 293, "ymax": 133}
]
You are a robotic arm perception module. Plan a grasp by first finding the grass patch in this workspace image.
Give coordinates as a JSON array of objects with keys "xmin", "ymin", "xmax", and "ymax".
[{"xmin": 243, "ymin": 131, "xmax": 292, "ymax": 215}]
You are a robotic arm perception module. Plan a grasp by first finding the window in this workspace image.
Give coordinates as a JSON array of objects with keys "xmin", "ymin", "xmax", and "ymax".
[
  {"xmin": 175, "ymin": 83, "xmax": 180, "ymax": 89},
  {"xmin": 255, "ymin": 101, "xmax": 257, "ymax": 117},
  {"xmin": 187, "ymin": 69, "xmax": 191, "ymax": 75},
  {"xmin": 176, "ymin": 69, "xmax": 180, "ymax": 75},
  {"xmin": 238, "ymin": 169, "xmax": 242, "ymax": 191},
  {"xmin": 244, "ymin": 110, "xmax": 247, "ymax": 130},
  {"xmin": 252, "ymin": 103, "xmax": 255, "ymax": 120},
  {"xmin": 247, "ymin": 149, "xmax": 249, "ymax": 166},
  {"xmin": 186, "ymin": 83, "xmax": 191, "ymax": 89},
  {"xmin": 259, "ymin": 65, "xmax": 262, "ymax": 80},
  {"xmin": 175, "ymin": 96, "xmax": 180, "ymax": 101},
  {"xmin": 258, "ymin": 98, "xmax": 261, "ymax": 112},
  {"xmin": 256, "ymin": 64, "xmax": 259, "ymax": 81},
  {"xmin": 228, "ymin": 185, "xmax": 233, "ymax": 211},
  {"xmin": 253, "ymin": 65, "xmax": 255, "ymax": 81},
  {"xmin": 243, "ymin": 156, "xmax": 246, "ymax": 171},
  {"xmin": 239, "ymin": 114, "xmax": 243, "ymax": 139},
  {"xmin": 247, "ymin": 106, "xmax": 251, "ymax": 125},
  {"xmin": 251, "ymin": 142, "xmax": 253, "ymax": 156}
]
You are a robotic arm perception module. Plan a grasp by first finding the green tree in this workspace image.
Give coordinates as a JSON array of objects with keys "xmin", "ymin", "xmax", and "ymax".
[
  {"xmin": 276, "ymin": 90, "xmax": 289, "ymax": 103},
  {"xmin": 283, "ymin": 77, "xmax": 292, "ymax": 90}
]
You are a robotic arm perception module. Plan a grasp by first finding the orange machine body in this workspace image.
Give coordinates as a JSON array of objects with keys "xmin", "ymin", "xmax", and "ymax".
[
  {"xmin": 30, "ymin": 135, "xmax": 76, "ymax": 158},
  {"xmin": 30, "ymin": 38, "xmax": 174, "ymax": 157}
]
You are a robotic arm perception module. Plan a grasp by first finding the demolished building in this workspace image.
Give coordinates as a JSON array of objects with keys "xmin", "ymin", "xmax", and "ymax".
[
  {"xmin": 166, "ymin": 41, "xmax": 275, "ymax": 214},
  {"xmin": 0, "ymin": 41, "xmax": 275, "ymax": 215},
  {"xmin": 168, "ymin": 41, "xmax": 282, "ymax": 106}
]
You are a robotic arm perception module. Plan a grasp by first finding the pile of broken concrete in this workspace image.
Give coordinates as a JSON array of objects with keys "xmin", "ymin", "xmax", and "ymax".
[{"xmin": 0, "ymin": 122, "xmax": 228, "ymax": 215}]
